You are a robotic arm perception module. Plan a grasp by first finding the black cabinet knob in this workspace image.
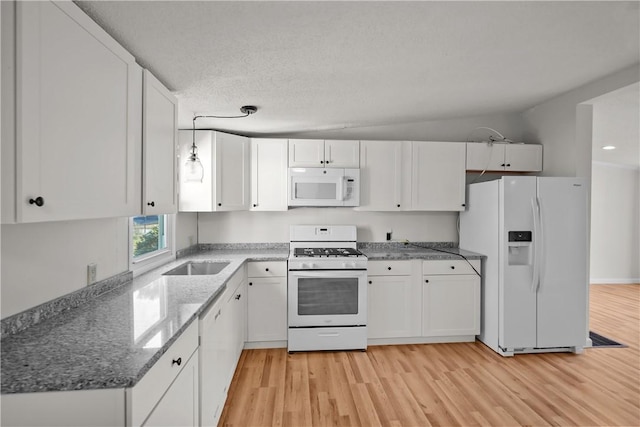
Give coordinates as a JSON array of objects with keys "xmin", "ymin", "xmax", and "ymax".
[
  {"xmin": 29, "ymin": 196, "xmax": 44, "ymax": 207},
  {"xmin": 461, "ymin": 203, "xmax": 466, "ymax": 207},
  {"xmin": 368, "ymin": 280, "xmax": 372, "ymax": 284},
  {"xmin": 265, "ymin": 268, "xmax": 269, "ymax": 271},
  {"xmin": 172, "ymin": 357, "xmax": 182, "ymax": 367},
  {"xmin": 249, "ymin": 282, "xmax": 253, "ymax": 286},
  {"xmin": 425, "ymin": 279, "xmax": 429, "ymax": 283},
  {"xmin": 320, "ymin": 160, "xmax": 324, "ymax": 164},
  {"xmin": 253, "ymin": 204, "xmax": 257, "ymax": 207},
  {"xmin": 397, "ymin": 204, "xmax": 401, "ymax": 208},
  {"xmin": 147, "ymin": 201, "xmax": 155, "ymax": 207},
  {"xmin": 501, "ymin": 163, "xmax": 506, "ymax": 167},
  {"xmin": 235, "ymin": 294, "xmax": 241, "ymax": 300},
  {"xmin": 450, "ymin": 266, "xmax": 455, "ymax": 269},
  {"xmin": 218, "ymin": 203, "xmax": 222, "ymax": 206},
  {"xmin": 387, "ymin": 266, "xmax": 392, "ymax": 270},
  {"xmin": 506, "ymin": 164, "xmax": 511, "ymax": 167}
]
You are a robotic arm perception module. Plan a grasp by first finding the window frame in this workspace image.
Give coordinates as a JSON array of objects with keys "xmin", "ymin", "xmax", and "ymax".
[{"xmin": 129, "ymin": 213, "xmax": 176, "ymax": 276}]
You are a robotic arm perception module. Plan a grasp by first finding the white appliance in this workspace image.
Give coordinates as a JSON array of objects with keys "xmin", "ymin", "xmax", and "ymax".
[
  {"xmin": 459, "ymin": 177, "xmax": 588, "ymax": 356},
  {"xmin": 288, "ymin": 225, "xmax": 367, "ymax": 352},
  {"xmin": 288, "ymin": 168, "xmax": 360, "ymax": 207}
]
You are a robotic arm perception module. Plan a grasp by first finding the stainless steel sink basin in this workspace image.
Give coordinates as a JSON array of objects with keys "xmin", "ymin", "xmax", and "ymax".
[{"xmin": 163, "ymin": 261, "xmax": 230, "ymax": 276}]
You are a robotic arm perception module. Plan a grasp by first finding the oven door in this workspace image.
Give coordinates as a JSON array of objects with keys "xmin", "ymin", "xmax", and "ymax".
[{"xmin": 288, "ymin": 269, "xmax": 367, "ymax": 327}]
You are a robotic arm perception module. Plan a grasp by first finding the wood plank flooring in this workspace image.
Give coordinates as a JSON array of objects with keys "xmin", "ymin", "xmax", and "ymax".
[{"xmin": 219, "ymin": 284, "xmax": 640, "ymax": 426}]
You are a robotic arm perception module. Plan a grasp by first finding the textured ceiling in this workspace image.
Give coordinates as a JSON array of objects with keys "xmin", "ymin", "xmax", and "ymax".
[{"xmin": 75, "ymin": 1, "xmax": 640, "ymax": 136}]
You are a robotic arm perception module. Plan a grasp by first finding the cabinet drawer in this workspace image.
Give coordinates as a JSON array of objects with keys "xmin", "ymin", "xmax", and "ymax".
[
  {"xmin": 128, "ymin": 321, "xmax": 199, "ymax": 426},
  {"xmin": 368, "ymin": 260, "xmax": 412, "ymax": 276},
  {"xmin": 248, "ymin": 261, "xmax": 286, "ymax": 277},
  {"xmin": 422, "ymin": 259, "xmax": 480, "ymax": 275}
]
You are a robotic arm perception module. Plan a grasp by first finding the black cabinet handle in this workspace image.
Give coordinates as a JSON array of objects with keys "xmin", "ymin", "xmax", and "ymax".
[
  {"xmin": 218, "ymin": 203, "xmax": 222, "ymax": 206},
  {"xmin": 235, "ymin": 294, "xmax": 241, "ymax": 300},
  {"xmin": 506, "ymin": 164, "xmax": 511, "ymax": 167},
  {"xmin": 147, "ymin": 201, "xmax": 155, "ymax": 207},
  {"xmin": 249, "ymin": 282, "xmax": 253, "ymax": 286},
  {"xmin": 461, "ymin": 203, "xmax": 466, "ymax": 207},
  {"xmin": 265, "ymin": 268, "xmax": 269, "ymax": 272},
  {"xmin": 397, "ymin": 204, "xmax": 401, "ymax": 208},
  {"xmin": 253, "ymin": 204, "xmax": 257, "ymax": 207},
  {"xmin": 501, "ymin": 163, "xmax": 505, "ymax": 167},
  {"xmin": 29, "ymin": 196, "xmax": 45, "ymax": 207},
  {"xmin": 425, "ymin": 279, "xmax": 429, "ymax": 283},
  {"xmin": 320, "ymin": 160, "xmax": 324, "ymax": 164},
  {"xmin": 368, "ymin": 280, "xmax": 372, "ymax": 284},
  {"xmin": 387, "ymin": 266, "xmax": 392, "ymax": 270},
  {"xmin": 172, "ymin": 357, "xmax": 182, "ymax": 367},
  {"xmin": 450, "ymin": 266, "xmax": 455, "ymax": 269}
]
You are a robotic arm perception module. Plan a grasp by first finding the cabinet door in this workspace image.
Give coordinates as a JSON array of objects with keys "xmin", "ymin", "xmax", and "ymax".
[
  {"xmin": 422, "ymin": 275, "xmax": 480, "ymax": 336},
  {"xmin": 142, "ymin": 70, "xmax": 178, "ymax": 215},
  {"xmin": 465, "ymin": 142, "xmax": 506, "ymax": 171},
  {"xmin": 142, "ymin": 352, "xmax": 199, "ymax": 427},
  {"xmin": 250, "ymin": 138, "xmax": 288, "ymax": 211},
  {"xmin": 199, "ymin": 301, "xmax": 227, "ymax": 427},
  {"xmin": 411, "ymin": 142, "xmax": 466, "ymax": 211},
  {"xmin": 325, "ymin": 140, "xmax": 359, "ymax": 168},
  {"xmin": 368, "ymin": 275, "xmax": 421, "ymax": 339},
  {"xmin": 215, "ymin": 133, "xmax": 250, "ymax": 211},
  {"xmin": 357, "ymin": 141, "xmax": 407, "ymax": 211},
  {"xmin": 227, "ymin": 280, "xmax": 247, "ymax": 377},
  {"xmin": 15, "ymin": 1, "xmax": 141, "ymax": 222},
  {"xmin": 505, "ymin": 144, "xmax": 543, "ymax": 172},
  {"xmin": 288, "ymin": 139, "xmax": 325, "ymax": 167},
  {"xmin": 247, "ymin": 277, "xmax": 287, "ymax": 342}
]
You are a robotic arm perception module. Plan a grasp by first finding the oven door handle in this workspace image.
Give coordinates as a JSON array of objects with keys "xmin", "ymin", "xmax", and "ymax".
[{"xmin": 288, "ymin": 270, "xmax": 366, "ymax": 278}]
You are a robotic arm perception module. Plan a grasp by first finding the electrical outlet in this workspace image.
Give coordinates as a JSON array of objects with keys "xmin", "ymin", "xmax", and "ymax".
[
  {"xmin": 386, "ymin": 231, "xmax": 392, "ymax": 241},
  {"xmin": 87, "ymin": 263, "xmax": 97, "ymax": 285}
]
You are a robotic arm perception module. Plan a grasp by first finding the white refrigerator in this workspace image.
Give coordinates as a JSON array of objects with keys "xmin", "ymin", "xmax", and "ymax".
[{"xmin": 460, "ymin": 176, "xmax": 588, "ymax": 356}]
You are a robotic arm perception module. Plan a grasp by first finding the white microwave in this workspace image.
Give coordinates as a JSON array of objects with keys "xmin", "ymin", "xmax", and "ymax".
[{"xmin": 288, "ymin": 168, "xmax": 360, "ymax": 207}]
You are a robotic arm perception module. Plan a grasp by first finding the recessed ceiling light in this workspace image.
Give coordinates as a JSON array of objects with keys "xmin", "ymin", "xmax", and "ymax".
[{"xmin": 602, "ymin": 145, "xmax": 616, "ymax": 150}]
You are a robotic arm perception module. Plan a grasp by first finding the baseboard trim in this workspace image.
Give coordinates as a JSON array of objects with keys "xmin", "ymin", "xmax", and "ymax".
[{"xmin": 590, "ymin": 279, "xmax": 640, "ymax": 285}]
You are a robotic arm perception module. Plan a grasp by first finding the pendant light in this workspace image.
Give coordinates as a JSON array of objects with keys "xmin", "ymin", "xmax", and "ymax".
[{"xmin": 183, "ymin": 106, "xmax": 258, "ymax": 183}]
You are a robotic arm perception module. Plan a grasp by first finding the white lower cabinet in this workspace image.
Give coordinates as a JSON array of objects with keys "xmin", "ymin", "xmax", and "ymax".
[
  {"xmin": 247, "ymin": 261, "xmax": 288, "ymax": 344},
  {"xmin": 141, "ymin": 352, "xmax": 199, "ymax": 427},
  {"xmin": 422, "ymin": 260, "xmax": 481, "ymax": 337},
  {"xmin": 367, "ymin": 260, "xmax": 421, "ymax": 339},
  {"xmin": 128, "ymin": 321, "xmax": 200, "ymax": 427}
]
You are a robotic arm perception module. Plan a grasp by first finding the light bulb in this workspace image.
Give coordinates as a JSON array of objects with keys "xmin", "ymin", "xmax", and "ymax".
[{"xmin": 184, "ymin": 157, "xmax": 204, "ymax": 183}]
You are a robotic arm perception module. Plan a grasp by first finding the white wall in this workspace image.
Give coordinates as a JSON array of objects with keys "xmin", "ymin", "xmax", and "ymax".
[
  {"xmin": 522, "ymin": 64, "xmax": 640, "ymax": 177},
  {"xmin": 175, "ymin": 212, "xmax": 198, "ymax": 249},
  {"xmin": 198, "ymin": 210, "xmax": 457, "ymax": 243},
  {"xmin": 590, "ymin": 163, "xmax": 640, "ymax": 284},
  {"xmin": 1, "ymin": 218, "xmax": 129, "ymax": 318}
]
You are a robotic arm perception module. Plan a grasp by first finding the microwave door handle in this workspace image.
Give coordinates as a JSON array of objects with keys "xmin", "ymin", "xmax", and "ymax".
[{"xmin": 338, "ymin": 176, "xmax": 346, "ymax": 201}]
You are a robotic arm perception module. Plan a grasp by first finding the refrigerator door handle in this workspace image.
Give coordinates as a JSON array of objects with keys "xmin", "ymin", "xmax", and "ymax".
[
  {"xmin": 536, "ymin": 197, "xmax": 544, "ymax": 292},
  {"xmin": 530, "ymin": 197, "xmax": 539, "ymax": 293}
]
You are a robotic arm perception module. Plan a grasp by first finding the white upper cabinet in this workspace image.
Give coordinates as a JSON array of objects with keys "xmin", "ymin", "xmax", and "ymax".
[
  {"xmin": 288, "ymin": 139, "xmax": 359, "ymax": 168},
  {"xmin": 466, "ymin": 142, "xmax": 543, "ymax": 172},
  {"xmin": 250, "ymin": 139, "xmax": 288, "ymax": 211},
  {"xmin": 2, "ymin": 1, "xmax": 142, "ymax": 223},
  {"xmin": 357, "ymin": 140, "xmax": 410, "ymax": 211},
  {"xmin": 142, "ymin": 70, "xmax": 178, "ymax": 215},
  {"xmin": 178, "ymin": 131, "xmax": 250, "ymax": 212},
  {"xmin": 411, "ymin": 141, "xmax": 466, "ymax": 211},
  {"xmin": 324, "ymin": 140, "xmax": 360, "ymax": 168}
]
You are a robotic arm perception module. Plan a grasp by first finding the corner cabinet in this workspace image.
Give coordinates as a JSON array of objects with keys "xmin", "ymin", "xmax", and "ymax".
[
  {"xmin": 466, "ymin": 142, "xmax": 542, "ymax": 172},
  {"xmin": 422, "ymin": 260, "xmax": 481, "ymax": 337},
  {"xmin": 178, "ymin": 131, "xmax": 250, "ymax": 212},
  {"xmin": 411, "ymin": 141, "xmax": 466, "ymax": 211},
  {"xmin": 2, "ymin": 0, "xmax": 142, "ymax": 223},
  {"xmin": 142, "ymin": 70, "xmax": 178, "ymax": 215},
  {"xmin": 250, "ymin": 139, "xmax": 288, "ymax": 211},
  {"xmin": 288, "ymin": 139, "xmax": 359, "ymax": 168},
  {"xmin": 357, "ymin": 141, "xmax": 411, "ymax": 211}
]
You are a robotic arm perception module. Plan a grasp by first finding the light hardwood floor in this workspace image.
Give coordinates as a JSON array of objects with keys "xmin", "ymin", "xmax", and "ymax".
[{"xmin": 220, "ymin": 284, "xmax": 640, "ymax": 426}]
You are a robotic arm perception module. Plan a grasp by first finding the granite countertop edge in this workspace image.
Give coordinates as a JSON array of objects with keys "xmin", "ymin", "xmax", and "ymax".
[{"xmin": 1, "ymin": 244, "xmax": 483, "ymax": 395}]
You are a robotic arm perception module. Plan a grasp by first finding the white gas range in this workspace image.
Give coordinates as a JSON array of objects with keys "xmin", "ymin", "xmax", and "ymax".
[{"xmin": 288, "ymin": 225, "xmax": 368, "ymax": 352}]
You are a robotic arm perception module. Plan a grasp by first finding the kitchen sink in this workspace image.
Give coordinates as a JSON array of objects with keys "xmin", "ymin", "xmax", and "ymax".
[{"xmin": 163, "ymin": 261, "xmax": 230, "ymax": 276}]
